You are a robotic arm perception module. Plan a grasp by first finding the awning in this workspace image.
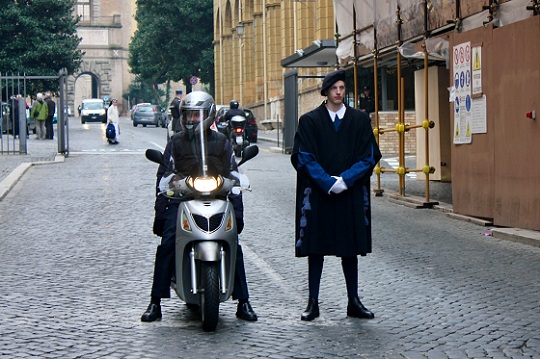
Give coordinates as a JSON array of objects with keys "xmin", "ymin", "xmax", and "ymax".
[{"xmin": 281, "ymin": 39, "xmax": 337, "ymax": 68}]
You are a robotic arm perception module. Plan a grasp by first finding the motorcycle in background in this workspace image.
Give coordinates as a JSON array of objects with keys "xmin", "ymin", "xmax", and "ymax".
[
  {"xmin": 229, "ymin": 114, "xmax": 249, "ymax": 157},
  {"xmin": 145, "ymin": 144, "xmax": 259, "ymax": 331}
]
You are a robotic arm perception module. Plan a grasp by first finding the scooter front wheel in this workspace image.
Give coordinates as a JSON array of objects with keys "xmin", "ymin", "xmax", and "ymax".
[{"xmin": 200, "ymin": 262, "xmax": 220, "ymax": 331}]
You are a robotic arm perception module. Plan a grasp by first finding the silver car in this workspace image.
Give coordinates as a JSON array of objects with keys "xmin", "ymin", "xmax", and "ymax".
[{"xmin": 132, "ymin": 103, "xmax": 165, "ymax": 127}]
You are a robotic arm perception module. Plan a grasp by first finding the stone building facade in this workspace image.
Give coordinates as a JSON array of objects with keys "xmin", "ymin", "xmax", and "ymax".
[
  {"xmin": 69, "ymin": 0, "xmax": 137, "ymax": 114},
  {"xmin": 213, "ymin": 0, "xmax": 335, "ymax": 123}
]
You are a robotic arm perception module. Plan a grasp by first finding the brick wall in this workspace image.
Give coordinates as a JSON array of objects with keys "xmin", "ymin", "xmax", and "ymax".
[{"xmin": 374, "ymin": 111, "xmax": 417, "ymax": 155}]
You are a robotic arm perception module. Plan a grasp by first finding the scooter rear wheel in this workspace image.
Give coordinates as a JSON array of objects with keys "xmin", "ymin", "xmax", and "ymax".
[{"xmin": 200, "ymin": 262, "xmax": 220, "ymax": 331}]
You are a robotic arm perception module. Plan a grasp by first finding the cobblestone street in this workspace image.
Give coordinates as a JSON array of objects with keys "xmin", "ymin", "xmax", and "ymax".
[{"xmin": 0, "ymin": 120, "xmax": 539, "ymax": 358}]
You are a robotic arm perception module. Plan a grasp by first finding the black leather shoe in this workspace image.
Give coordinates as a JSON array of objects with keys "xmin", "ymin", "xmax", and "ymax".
[
  {"xmin": 347, "ymin": 297, "xmax": 374, "ymax": 319},
  {"xmin": 301, "ymin": 298, "xmax": 319, "ymax": 321},
  {"xmin": 236, "ymin": 302, "xmax": 258, "ymax": 321},
  {"xmin": 141, "ymin": 303, "xmax": 162, "ymax": 322}
]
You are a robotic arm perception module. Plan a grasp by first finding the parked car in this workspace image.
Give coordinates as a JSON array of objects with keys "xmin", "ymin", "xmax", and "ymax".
[
  {"xmin": 243, "ymin": 108, "xmax": 258, "ymax": 143},
  {"xmin": 215, "ymin": 105, "xmax": 229, "ymax": 136},
  {"xmin": 132, "ymin": 103, "xmax": 165, "ymax": 127},
  {"xmin": 80, "ymin": 99, "xmax": 107, "ymax": 124}
]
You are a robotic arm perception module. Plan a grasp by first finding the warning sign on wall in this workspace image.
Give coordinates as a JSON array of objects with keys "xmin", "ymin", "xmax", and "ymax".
[
  {"xmin": 453, "ymin": 42, "xmax": 472, "ymax": 144},
  {"xmin": 472, "ymin": 46, "xmax": 482, "ymax": 96}
]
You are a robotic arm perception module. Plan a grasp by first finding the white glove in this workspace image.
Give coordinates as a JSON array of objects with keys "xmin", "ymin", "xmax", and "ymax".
[
  {"xmin": 158, "ymin": 173, "xmax": 175, "ymax": 192},
  {"xmin": 329, "ymin": 176, "xmax": 348, "ymax": 194}
]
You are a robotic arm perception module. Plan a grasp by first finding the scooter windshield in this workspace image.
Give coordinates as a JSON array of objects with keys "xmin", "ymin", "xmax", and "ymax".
[{"xmin": 182, "ymin": 108, "xmax": 210, "ymax": 178}]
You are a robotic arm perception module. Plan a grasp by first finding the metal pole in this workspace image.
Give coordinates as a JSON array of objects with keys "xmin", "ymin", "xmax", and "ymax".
[
  {"xmin": 423, "ymin": 43, "xmax": 431, "ymax": 203},
  {"xmin": 58, "ymin": 68, "xmax": 67, "ymax": 155}
]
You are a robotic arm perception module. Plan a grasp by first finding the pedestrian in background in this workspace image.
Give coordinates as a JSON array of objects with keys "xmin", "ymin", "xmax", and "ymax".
[
  {"xmin": 8, "ymin": 95, "xmax": 21, "ymax": 138},
  {"xmin": 107, "ymin": 99, "xmax": 119, "ymax": 144},
  {"xmin": 31, "ymin": 93, "xmax": 48, "ymax": 140},
  {"xmin": 44, "ymin": 92, "xmax": 56, "ymax": 140},
  {"xmin": 359, "ymin": 85, "xmax": 375, "ymax": 115},
  {"xmin": 291, "ymin": 70, "xmax": 382, "ymax": 321},
  {"xmin": 168, "ymin": 90, "xmax": 183, "ymax": 133}
]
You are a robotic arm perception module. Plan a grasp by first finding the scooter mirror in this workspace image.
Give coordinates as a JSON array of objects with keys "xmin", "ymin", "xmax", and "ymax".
[
  {"xmin": 145, "ymin": 149, "xmax": 165, "ymax": 166},
  {"xmin": 237, "ymin": 145, "xmax": 259, "ymax": 167}
]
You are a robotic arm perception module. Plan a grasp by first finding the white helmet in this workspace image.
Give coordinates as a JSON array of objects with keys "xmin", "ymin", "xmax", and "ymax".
[{"xmin": 180, "ymin": 91, "xmax": 216, "ymax": 133}]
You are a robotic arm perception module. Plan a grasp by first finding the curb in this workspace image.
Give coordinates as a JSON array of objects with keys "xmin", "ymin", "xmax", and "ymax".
[
  {"xmin": 0, "ymin": 154, "xmax": 64, "ymax": 202},
  {"xmin": 0, "ymin": 162, "xmax": 33, "ymax": 201}
]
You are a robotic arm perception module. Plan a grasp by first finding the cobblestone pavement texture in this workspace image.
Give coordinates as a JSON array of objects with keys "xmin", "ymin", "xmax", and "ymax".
[{"xmin": 1, "ymin": 120, "xmax": 539, "ymax": 358}]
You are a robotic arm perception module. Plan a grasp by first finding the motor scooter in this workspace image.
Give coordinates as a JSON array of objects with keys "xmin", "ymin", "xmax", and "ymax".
[
  {"xmin": 229, "ymin": 114, "xmax": 249, "ymax": 157},
  {"xmin": 145, "ymin": 141, "xmax": 258, "ymax": 332}
]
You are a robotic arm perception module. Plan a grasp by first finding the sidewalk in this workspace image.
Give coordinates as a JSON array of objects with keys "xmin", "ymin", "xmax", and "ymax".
[
  {"xmin": 0, "ymin": 136, "xmax": 61, "ymax": 200},
  {"xmin": 257, "ymin": 129, "xmax": 540, "ymax": 248}
]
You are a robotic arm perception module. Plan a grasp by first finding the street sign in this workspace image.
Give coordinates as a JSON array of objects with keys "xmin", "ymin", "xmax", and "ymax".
[{"xmin": 189, "ymin": 76, "xmax": 198, "ymax": 85}]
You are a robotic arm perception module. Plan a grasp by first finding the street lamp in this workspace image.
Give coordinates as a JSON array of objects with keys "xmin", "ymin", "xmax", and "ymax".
[
  {"xmin": 236, "ymin": 21, "xmax": 244, "ymax": 39},
  {"xmin": 236, "ymin": 21, "xmax": 244, "ymax": 104}
]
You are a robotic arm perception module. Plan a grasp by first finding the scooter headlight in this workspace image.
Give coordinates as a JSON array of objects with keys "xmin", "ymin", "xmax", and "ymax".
[{"xmin": 186, "ymin": 176, "xmax": 223, "ymax": 193}]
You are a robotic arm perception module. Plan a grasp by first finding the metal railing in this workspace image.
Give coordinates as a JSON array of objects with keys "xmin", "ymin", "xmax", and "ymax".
[{"xmin": 0, "ymin": 70, "xmax": 69, "ymax": 156}]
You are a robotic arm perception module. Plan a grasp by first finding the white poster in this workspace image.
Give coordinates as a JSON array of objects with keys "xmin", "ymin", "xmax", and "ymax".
[
  {"xmin": 453, "ymin": 42, "xmax": 472, "ymax": 144},
  {"xmin": 470, "ymin": 95, "xmax": 487, "ymax": 134}
]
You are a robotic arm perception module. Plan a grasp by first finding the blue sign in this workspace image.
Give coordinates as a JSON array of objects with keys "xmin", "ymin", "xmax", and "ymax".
[
  {"xmin": 454, "ymin": 73, "xmax": 460, "ymax": 88},
  {"xmin": 466, "ymin": 95, "xmax": 471, "ymax": 111},
  {"xmin": 460, "ymin": 71, "xmax": 465, "ymax": 88},
  {"xmin": 455, "ymin": 97, "xmax": 460, "ymax": 113}
]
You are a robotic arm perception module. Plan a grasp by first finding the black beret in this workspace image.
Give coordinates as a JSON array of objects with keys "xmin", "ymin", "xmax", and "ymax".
[{"xmin": 320, "ymin": 70, "xmax": 346, "ymax": 96}]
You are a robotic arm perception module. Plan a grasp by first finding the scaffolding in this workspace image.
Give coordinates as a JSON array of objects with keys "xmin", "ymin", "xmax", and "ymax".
[{"xmin": 334, "ymin": 0, "xmax": 456, "ymax": 206}]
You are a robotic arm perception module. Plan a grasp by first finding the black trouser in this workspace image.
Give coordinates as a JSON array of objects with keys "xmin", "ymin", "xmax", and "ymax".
[
  {"xmin": 308, "ymin": 254, "xmax": 358, "ymax": 300},
  {"xmin": 150, "ymin": 204, "xmax": 250, "ymax": 301},
  {"xmin": 45, "ymin": 115, "xmax": 54, "ymax": 139}
]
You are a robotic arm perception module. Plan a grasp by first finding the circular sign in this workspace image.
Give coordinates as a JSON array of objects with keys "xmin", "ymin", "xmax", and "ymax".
[{"xmin": 189, "ymin": 76, "xmax": 198, "ymax": 85}]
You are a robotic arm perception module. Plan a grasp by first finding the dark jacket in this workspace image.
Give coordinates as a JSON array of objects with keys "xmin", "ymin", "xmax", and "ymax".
[
  {"xmin": 291, "ymin": 103, "xmax": 381, "ymax": 257},
  {"xmin": 152, "ymin": 129, "xmax": 243, "ymax": 236},
  {"xmin": 45, "ymin": 97, "xmax": 56, "ymax": 118},
  {"xmin": 223, "ymin": 108, "xmax": 244, "ymax": 123}
]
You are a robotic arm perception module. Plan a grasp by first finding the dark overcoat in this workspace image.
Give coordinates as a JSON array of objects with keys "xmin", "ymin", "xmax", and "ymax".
[{"xmin": 291, "ymin": 103, "xmax": 381, "ymax": 257}]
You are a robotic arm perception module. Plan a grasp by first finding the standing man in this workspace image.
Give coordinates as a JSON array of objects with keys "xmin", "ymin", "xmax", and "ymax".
[
  {"xmin": 169, "ymin": 90, "xmax": 183, "ymax": 133},
  {"xmin": 8, "ymin": 95, "xmax": 20, "ymax": 138},
  {"xmin": 31, "ymin": 93, "xmax": 48, "ymax": 140},
  {"xmin": 291, "ymin": 70, "xmax": 381, "ymax": 321},
  {"xmin": 359, "ymin": 85, "xmax": 375, "ymax": 115},
  {"xmin": 44, "ymin": 92, "xmax": 56, "ymax": 140}
]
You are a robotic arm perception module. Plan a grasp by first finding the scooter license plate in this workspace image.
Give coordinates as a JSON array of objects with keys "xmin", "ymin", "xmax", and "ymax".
[{"xmin": 235, "ymin": 136, "xmax": 243, "ymax": 145}]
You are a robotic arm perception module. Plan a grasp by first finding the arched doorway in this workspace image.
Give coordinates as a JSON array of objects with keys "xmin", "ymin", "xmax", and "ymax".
[
  {"xmin": 73, "ymin": 73, "xmax": 100, "ymax": 114},
  {"xmin": 67, "ymin": 60, "xmax": 112, "ymax": 116}
]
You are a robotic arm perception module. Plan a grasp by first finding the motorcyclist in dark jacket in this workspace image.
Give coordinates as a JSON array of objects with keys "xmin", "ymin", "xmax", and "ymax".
[
  {"xmin": 141, "ymin": 91, "xmax": 258, "ymax": 323},
  {"xmin": 222, "ymin": 100, "xmax": 245, "ymax": 138}
]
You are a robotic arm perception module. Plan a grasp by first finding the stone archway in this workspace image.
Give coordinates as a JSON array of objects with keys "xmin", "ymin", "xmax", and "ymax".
[{"xmin": 67, "ymin": 59, "xmax": 113, "ymax": 114}]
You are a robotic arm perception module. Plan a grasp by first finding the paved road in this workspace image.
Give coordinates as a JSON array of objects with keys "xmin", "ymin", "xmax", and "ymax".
[{"xmin": 0, "ymin": 118, "xmax": 539, "ymax": 358}]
